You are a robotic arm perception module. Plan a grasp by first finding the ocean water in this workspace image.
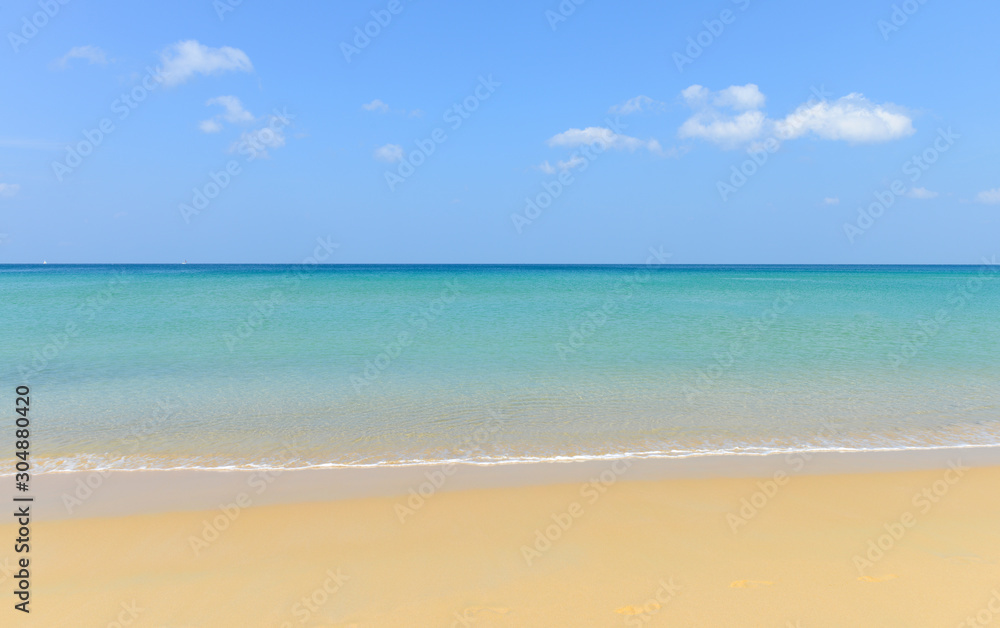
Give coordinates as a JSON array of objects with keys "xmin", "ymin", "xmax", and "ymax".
[{"xmin": 1, "ymin": 264, "xmax": 999, "ymax": 474}]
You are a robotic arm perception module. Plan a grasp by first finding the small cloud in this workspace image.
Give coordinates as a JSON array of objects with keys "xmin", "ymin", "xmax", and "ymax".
[
  {"xmin": 374, "ymin": 143, "xmax": 404, "ymax": 163},
  {"xmin": 976, "ymin": 188, "xmax": 1000, "ymax": 204},
  {"xmin": 712, "ymin": 84, "xmax": 766, "ymax": 111},
  {"xmin": 52, "ymin": 45, "xmax": 108, "ymax": 69},
  {"xmin": 207, "ymin": 95, "xmax": 254, "ymax": 123},
  {"xmin": 547, "ymin": 127, "xmax": 662, "ymax": 153},
  {"xmin": 907, "ymin": 187, "xmax": 939, "ymax": 199},
  {"xmin": 823, "ymin": 197, "xmax": 840, "ymax": 205},
  {"xmin": 0, "ymin": 183, "xmax": 20, "ymax": 197},
  {"xmin": 200, "ymin": 96, "xmax": 254, "ymax": 133},
  {"xmin": 609, "ymin": 95, "xmax": 665, "ymax": 115},
  {"xmin": 546, "ymin": 128, "xmax": 681, "ymax": 160},
  {"xmin": 556, "ymin": 155, "xmax": 587, "ymax": 171},
  {"xmin": 228, "ymin": 114, "xmax": 288, "ymax": 158},
  {"xmin": 199, "ymin": 119, "xmax": 223, "ymax": 133},
  {"xmin": 159, "ymin": 40, "xmax": 253, "ymax": 87},
  {"xmin": 362, "ymin": 99, "xmax": 390, "ymax": 113},
  {"xmin": 363, "ymin": 100, "xmax": 422, "ymax": 117}
]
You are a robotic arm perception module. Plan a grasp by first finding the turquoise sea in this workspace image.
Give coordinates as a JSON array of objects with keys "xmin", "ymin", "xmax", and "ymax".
[{"xmin": 2, "ymin": 264, "xmax": 999, "ymax": 474}]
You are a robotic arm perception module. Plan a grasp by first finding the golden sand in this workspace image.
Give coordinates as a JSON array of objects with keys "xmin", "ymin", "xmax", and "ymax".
[{"xmin": 3, "ymin": 464, "xmax": 1000, "ymax": 626}]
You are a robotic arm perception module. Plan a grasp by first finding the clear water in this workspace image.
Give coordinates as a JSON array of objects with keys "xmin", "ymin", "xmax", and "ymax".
[{"xmin": 2, "ymin": 264, "xmax": 998, "ymax": 473}]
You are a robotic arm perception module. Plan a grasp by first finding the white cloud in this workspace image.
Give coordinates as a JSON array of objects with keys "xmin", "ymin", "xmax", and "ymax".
[
  {"xmin": 679, "ymin": 110, "xmax": 767, "ymax": 147},
  {"xmin": 200, "ymin": 96, "xmax": 254, "ymax": 133},
  {"xmin": 199, "ymin": 96, "xmax": 254, "ymax": 133},
  {"xmin": 53, "ymin": 45, "xmax": 108, "ymax": 69},
  {"xmin": 678, "ymin": 84, "xmax": 914, "ymax": 148},
  {"xmin": 976, "ymin": 188, "xmax": 1000, "ymax": 204},
  {"xmin": 773, "ymin": 94, "xmax": 914, "ymax": 143},
  {"xmin": 823, "ymin": 197, "xmax": 840, "ymax": 205},
  {"xmin": 228, "ymin": 115, "xmax": 288, "ymax": 158},
  {"xmin": 712, "ymin": 84, "xmax": 766, "ymax": 110},
  {"xmin": 199, "ymin": 119, "xmax": 223, "ymax": 133},
  {"xmin": 681, "ymin": 85, "xmax": 710, "ymax": 108},
  {"xmin": 374, "ymin": 144, "xmax": 404, "ymax": 163},
  {"xmin": 0, "ymin": 183, "xmax": 20, "ymax": 197},
  {"xmin": 537, "ymin": 156, "xmax": 595, "ymax": 172},
  {"xmin": 557, "ymin": 155, "xmax": 588, "ymax": 171},
  {"xmin": 206, "ymin": 95, "xmax": 254, "ymax": 123},
  {"xmin": 542, "ymin": 127, "xmax": 682, "ymax": 166},
  {"xmin": 609, "ymin": 95, "xmax": 664, "ymax": 115},
  {"xmin": 159, "ymin": 40, "xmax": 253, "ymax": 87},
  {"xmin": 547, "ymin": 127, "xmax": 662, "ymax": 153},
  {"xmin": 362, "ymin": 100, "xmax": 423, "ymax": 117},
  {"xmin": 362, "ymin": 99, "xmax": 390, "ymax": 113},
  {"xmin": 907, "ymin": 187, "xmax": 939, "ymax": 199}
]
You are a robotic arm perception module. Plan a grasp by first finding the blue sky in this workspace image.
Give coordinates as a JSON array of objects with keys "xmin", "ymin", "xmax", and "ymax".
[{"xmin": 1, "ymin": 0, "xmax": 998, "ymax": 263}]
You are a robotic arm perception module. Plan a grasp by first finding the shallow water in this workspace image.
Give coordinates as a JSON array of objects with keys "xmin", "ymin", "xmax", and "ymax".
[{"xmin": 2, "ymin": 264, "xmax": 998, "ymax": 473}]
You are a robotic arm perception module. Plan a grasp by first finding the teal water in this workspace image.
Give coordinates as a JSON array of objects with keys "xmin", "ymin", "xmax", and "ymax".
[{"xmin": 2, "ymin": 264, "xmax": 999, "ymax": 473}]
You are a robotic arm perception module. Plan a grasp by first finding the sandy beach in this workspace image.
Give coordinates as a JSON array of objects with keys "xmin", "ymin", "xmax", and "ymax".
[{"xmin": 4, "ymin": 453, "xmax": 1000, "ymax": 626}]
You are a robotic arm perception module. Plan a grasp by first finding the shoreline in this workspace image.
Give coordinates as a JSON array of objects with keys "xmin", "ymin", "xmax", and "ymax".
[
  {"xmin": 21, "ymin": 440, "xmax": 1000, "ymax": 473},
  {"xmin": 29, "ymin": 444, "xmax": 1000, "ymax": 521}
]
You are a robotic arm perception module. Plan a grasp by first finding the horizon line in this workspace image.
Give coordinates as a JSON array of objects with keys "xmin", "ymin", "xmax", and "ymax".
[{"xmin": 0, "ymin": 263, "xmax": 992, "ymax": 267}]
